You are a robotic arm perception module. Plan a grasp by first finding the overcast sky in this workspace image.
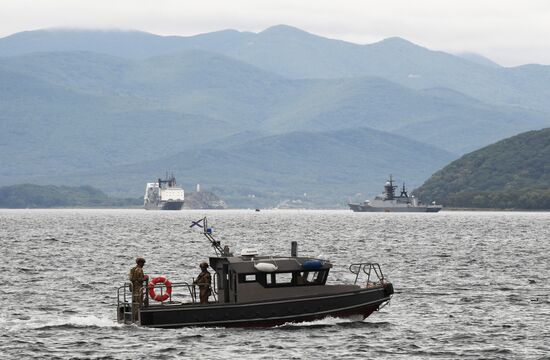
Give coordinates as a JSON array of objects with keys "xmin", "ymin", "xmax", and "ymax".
[{"xmin": 1, "ymin": 0, "xmax": 549, "ymax": 66}]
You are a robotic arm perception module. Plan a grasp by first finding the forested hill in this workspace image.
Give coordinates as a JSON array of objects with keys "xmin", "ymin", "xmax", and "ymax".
[
  {"xmin": 414, "ymin": 128, "xmax": 550, "ymax": 209},
  {"xmin": 0, "ymin": 184, "xmax": 141, "ymax": 208}
]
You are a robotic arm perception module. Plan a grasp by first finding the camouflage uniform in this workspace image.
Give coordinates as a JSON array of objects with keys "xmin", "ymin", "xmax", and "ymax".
[
  {"xmin": 129, "ymin": 260, "xmax": 146, "ymax": 321},
  {"xmin": 195, "ymin": 267, "xmax": 211, "ymax": 304}
]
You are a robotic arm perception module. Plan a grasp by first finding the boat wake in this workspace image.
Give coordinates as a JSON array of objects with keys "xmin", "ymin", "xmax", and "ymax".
[
  {"xmin": 276, "ymin": 315, "xmax": 365, "ymax": 329},
  {"xmin": 2, "ymin": 314, "xmax": 122, "ymax": 332}
]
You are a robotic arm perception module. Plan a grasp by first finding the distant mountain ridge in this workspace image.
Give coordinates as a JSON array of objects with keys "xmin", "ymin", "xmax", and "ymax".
[
  {"xmin": 456, "ymin": 52, "xmax": 502, "ymax": 68},
  {"xmin": 2, "ymin": 26, "xmax": 550, "ymax": 113},
  {"xmin": 1, "ymin": 26, "xmax": 549, "ymax": 207},
  {"xmin": 1, "ymin": 49, "xmax": 545, "ymax": 157}
]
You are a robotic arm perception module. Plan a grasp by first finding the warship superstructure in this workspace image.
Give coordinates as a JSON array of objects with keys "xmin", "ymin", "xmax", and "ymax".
[{"xmin": 349, "ymin": 175, "xmax": 442, "ymax": 212}]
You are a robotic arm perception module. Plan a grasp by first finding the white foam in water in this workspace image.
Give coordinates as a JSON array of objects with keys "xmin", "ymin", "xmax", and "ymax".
[
  {"xmin": 279, "ymin": 315, "xmax": 364, "ymax": 327},
  {"xmin": 2, "ymin": 314, "xmax": 122, "ymax": 332},
  {"xmin": 65, "ymin": 315, "xmax": 123, "ymax": 328}
]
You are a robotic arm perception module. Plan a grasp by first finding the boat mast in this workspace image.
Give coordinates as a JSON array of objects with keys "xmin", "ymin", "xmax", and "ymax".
[
  {"xmin": 158, "ymin": 171, "xmax": 177, "ymax": 189},
  {"xmin": 384, "ymin": 175, "xmax": 397, "ymax": 200},
  {"xmin": 190, "ymin": 217, "xmax": 225, "ymax": 256},
  {"xmin": 400, "ymin": 182, "xmax": 408, "ymax": 198}
]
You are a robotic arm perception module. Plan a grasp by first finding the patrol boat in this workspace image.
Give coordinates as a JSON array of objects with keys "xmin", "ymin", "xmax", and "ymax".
[
  {"xmin": 143, "ymin": 174, "xmax": 185, "ymax": 210},
  {"xmin": 349, "ymin": 175, "xmax": 442, "ymax": 212},
  {"xmin": 116, "ymin": 218, "xmax": 394, "ymax": 328}
]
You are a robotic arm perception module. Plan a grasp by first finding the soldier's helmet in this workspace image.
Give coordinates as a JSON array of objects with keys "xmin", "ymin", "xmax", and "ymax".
[
  {"xmin": 136, "ymin": 257, "xmax": 146, "ymax": 265},
  {"xmin": 200, "ymin": 261, "xmax": 209, "ymax": 269}
]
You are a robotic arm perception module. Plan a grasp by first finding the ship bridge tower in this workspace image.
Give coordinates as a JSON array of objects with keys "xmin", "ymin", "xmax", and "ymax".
[{"xmin": 384, "ymin": 175, "xmax": 397, "ymax": 200}]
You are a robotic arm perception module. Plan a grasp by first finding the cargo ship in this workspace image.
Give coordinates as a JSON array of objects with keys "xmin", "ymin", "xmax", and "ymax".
[{"xmin": 143, "ymin": 174, "xmax": 185, "ymax": 210}]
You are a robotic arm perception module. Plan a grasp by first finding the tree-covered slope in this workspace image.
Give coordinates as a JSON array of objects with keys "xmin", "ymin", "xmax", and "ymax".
[
  {"xmin": 414, "ymin": 128, "xmax": 550, "ymax": 209},
  {"xmin": 0, "ymin": 184, "xmax": 141, "ymax": 208}
]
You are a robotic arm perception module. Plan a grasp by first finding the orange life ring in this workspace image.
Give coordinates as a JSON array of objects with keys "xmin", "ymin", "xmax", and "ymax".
[{"xmin": 148, "ymin": 276, "xmax": 172, "ymax": 302}]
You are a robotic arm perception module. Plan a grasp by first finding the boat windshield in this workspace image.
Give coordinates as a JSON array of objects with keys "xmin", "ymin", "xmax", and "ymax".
[{"xmin": 248, "ymin": 270, "xmax": 328, "ymax": 287}]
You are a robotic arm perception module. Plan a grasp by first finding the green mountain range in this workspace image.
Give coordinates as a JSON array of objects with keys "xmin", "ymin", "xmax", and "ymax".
[
  {"xmin": 1, "ymin": 26, "xmax": 549, "ymax": 207},
  {"xmin": 414, "ymin": 128, "xmax": 550, "ymax": 209},
  {"xmin": 0, "ymin": 184, "xmax": 140, "ymax": 208}
]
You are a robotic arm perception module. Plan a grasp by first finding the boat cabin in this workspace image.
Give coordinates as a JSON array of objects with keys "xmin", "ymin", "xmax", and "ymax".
[{"xmin": 210, "ymin": 248, "xmax": 341, "ymax": 304}]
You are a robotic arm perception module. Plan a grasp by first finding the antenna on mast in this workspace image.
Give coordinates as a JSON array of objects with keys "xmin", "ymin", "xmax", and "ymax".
[{"xmin": 190, "ymin": 217, "xmax": 227, "ymax": 256}]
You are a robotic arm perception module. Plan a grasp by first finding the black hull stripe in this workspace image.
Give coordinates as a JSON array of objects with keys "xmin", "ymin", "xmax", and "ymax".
[
  {"xmin": 141, "ymin": 288, "xmax": 385, "ymax": 313},
  {"xmin": 144, "ymin": 296, "xmax": 391, "ymax": 327}
]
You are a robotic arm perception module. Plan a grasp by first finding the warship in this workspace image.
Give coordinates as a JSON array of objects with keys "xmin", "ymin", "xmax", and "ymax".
[
  {"xmin": 117, "ymin": 217, "xmax": 393, "ymax": 328},
  {"xmin": 143, "ymin": 174, "xmax": 185, "ymax": 210},
  {"xmin": 349, "ymin": 175, "xmax": 442, "ymax": 212}
]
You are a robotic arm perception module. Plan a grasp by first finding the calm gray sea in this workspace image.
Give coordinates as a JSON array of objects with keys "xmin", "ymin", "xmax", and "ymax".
[{"xmin": 1, "ymin": 209, "xmax": 549, "ymax": 359}]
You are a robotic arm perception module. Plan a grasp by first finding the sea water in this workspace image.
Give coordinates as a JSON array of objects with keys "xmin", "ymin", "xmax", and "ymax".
[{"xmin": 1, "ymin": 209, "xmax": 549, "ymax": 359}]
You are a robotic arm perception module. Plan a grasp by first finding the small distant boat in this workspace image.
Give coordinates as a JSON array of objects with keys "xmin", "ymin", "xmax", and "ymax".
[
  {"xmin": 143, "ymin": 174, "xmax": 185, "ymax": 210},
  {"xmin": 349, "ymin": 175, "xmax": 442, "ymax": 213},
  {"xmin": 116, "ymin": 217, "xmax": 394, "ymax": 328}
]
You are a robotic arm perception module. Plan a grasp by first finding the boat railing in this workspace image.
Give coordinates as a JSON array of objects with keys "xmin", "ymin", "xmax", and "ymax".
[
  {"xmin": 192, "ymin": 281, "xmax": 218, "ymax": 303},
  {"xmin": 348, "ymin": 262, "xmax": 387, "ymax": 288},
  {"xmin": 146, "ymin": 281, "xmax": 198, "ymax": 306},
  {"xmin": 116, "ymin": 284, "xmax": 131, "ymax": 309},
  {"xmin": 117, "ymin": 280, "xmax": 217, "ymax": 310}
]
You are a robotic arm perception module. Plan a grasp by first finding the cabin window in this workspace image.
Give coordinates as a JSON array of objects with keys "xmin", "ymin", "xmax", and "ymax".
[
  {"xmin": 274, "ymin": 272, "xmax": 293, "ymax": 285},
  {"xmin": 257, "ymin": 271, "xmax": 328, "ymax": 288},
  {"xmin": 238, "ymin": 274, "xmax": 257, "ymax": 283},
  {"xmin": 307, "ymin": 271, "xmax": 318, "ymax": 283},
  {"xmin": 294, "ymin": 272, "xmax": 306, "ymax": 285},
  {"xmin": 262, "ymin": 272, "xmax": 297, "ymax": 287},
  {"xmin": 305, "ymin": 271, "xmax": 326, "ymax": 284}
]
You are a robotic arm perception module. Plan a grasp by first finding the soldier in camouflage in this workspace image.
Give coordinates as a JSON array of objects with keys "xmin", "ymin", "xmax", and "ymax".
[
  {"xmin": 194, "ymin": 261, "xmax": 211, "ymax": 304},
  {"xmin": 129, "ymin": 257, "xmax": 147, "ymax": 321}
]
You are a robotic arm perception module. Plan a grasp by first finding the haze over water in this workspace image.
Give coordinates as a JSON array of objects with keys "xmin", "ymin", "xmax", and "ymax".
[{"xmin": 1, "ymin": 209, "xmax": 549, "ymax": 359}]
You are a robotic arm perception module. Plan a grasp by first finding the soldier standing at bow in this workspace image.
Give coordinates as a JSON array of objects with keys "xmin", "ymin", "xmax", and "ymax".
[{"xmin": 129, "ymin": 257, "xmax": 148, "ymax": 321}]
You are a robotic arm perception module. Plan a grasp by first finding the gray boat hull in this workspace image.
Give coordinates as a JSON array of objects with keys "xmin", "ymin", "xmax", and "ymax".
[
  {"xmin": 349, "ymin": 203, "xmax": 442, "ymax": 212},
  {"xmin": 121, "ymin": 285, "xmax": 393, "ymax": 328}
]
